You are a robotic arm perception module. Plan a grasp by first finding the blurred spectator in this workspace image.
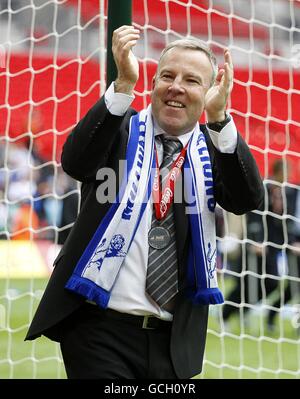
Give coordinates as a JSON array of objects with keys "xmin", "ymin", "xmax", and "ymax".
[
  {"xmin": 11, "ymin": 200, "xmax": 39, "ymax": 240},
  {"xmin": 0, "ymin": 102, "xmax": 80, "ymax": 243},
  {"xmin": 222, "ymin": 160, "xmax": 298, "ymax": 330},
  {"xmin": 248, "ymin": 160, "xmax": 297, "ymax": 330},
  {"xmin": 267, "ymin": 186, "xmax": 300, "ymax": 329},
  {"xmin": 0, "ymin": 131, "xmax": 78, "ymax": 243},
  {"xmin": 6, "ymin": 142, "xmax": 37, "ymax": 202}
]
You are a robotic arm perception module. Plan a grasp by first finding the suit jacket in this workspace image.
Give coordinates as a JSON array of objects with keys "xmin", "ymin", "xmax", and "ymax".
[{"xmin": 25, "ymin": 97, "xmax": 264, "ymax": 379}]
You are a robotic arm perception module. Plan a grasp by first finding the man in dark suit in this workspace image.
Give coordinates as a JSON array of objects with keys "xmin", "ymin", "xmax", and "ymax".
[{"xmin": 25, "ymin": 26, "xmax": 264, "ymax": 379}]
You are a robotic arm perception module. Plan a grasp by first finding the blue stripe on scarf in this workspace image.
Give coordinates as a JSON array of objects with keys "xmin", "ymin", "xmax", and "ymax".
[
  {"xmin": 118, "ymin": 118, "xmax": 156, "ymax": 268},
  {"xmin": 65, "ymin": 113, "xmax": 152, "ymax": 307},
  {"xmin": 188, "ymin": 148, "xmax": 210, "ymax": 288},
  {"xmin": 184, "ymin": 156, "xmax": 208, "ymax": 289},
  {"xmin": 184, "ymin": 135, "xmax": 224, "ymax": 305}
]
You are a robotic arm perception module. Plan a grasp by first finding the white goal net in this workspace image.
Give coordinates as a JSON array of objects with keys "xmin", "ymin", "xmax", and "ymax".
[{"xmin": 0, "ymin": 0, "xmax": 300, "ymax": 379}]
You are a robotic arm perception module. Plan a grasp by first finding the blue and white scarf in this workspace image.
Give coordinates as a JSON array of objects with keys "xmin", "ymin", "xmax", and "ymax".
[{"xmin": 65, "ymin": 106, "xmax": 224, "ymax": 307}]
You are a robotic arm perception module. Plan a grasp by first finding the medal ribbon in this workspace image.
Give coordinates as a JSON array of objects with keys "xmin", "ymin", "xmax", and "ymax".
[{"xmin": 152, "ymin": 142, "xmax": 188, "ymax": 220}]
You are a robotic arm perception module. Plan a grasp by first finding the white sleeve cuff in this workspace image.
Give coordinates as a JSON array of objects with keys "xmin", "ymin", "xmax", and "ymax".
[
  {"xmin": 207, "ymin": 115, "xmax": 238, "ymax": 153},
  {"xmin": 104, "ymin": 82, "xmax": 135, "ymax": 116}
]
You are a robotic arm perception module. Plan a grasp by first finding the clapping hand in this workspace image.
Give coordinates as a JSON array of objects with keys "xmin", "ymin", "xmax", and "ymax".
[
  {"xmin": 112, "ymin": 25, "xmax": 140, "ymax": 94},
  {"xmin": 205, "ymin": 48, "xmax": 234, "ymax": 123}
]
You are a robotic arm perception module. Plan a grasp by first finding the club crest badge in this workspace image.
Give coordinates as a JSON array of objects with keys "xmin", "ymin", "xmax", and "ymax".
[{"xmin": 88, "ymin": 234, "xmax": 127, "ymax": 271}]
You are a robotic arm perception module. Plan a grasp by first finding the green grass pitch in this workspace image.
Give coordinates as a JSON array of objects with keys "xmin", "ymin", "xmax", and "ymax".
[{"xmin": 0, "ymin": 279, "xmax": 299, "ymax": 379}]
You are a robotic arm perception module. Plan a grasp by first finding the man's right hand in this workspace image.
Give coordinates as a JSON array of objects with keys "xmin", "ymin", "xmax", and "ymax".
[{"xmin": 112, "ymin": 25, "xmax": 140, "ymax": 95}]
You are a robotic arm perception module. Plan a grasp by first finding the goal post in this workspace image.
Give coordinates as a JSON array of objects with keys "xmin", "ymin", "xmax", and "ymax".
[
  {"xmin": 0, "ymin": 0, "xmax": 300, "ymax": 379},
  {"xmin": 106, "ymin": 0, "xmax": 132, "ymax": 87}
]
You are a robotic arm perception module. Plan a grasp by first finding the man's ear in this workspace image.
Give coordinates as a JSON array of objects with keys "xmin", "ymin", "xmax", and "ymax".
[
  {"xmin": 152, "ymin": 75, "xmax": 156, "ymax": 90},
  {"xmin": 150, "ymin": 76, "xmax": 156, "ymax": 100}
]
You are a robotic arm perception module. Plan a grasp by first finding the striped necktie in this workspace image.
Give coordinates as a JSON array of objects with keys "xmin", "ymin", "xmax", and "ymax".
[{"xmin": 146, "ymin": 136, "xmax": 183, "ymax": 310}]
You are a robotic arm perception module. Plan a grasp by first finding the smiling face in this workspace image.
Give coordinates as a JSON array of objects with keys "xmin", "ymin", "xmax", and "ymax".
[{"xmin": 151, "ymin": 47, "xmax": 214, "ymax": 136}]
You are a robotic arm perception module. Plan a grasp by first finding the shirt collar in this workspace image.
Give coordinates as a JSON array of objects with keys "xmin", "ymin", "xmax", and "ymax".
[{"xmin": 152, "ymin": 116, "xmax": 196, "ymax": 148}]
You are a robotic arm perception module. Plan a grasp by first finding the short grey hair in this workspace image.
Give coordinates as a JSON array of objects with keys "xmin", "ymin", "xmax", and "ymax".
[{"xmin": 157, "ymin": 38, "xmax": 218, "ymax": 87}]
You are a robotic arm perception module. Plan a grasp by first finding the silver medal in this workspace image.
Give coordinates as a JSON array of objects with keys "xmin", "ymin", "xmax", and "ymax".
[{"xmin": 148, "ymin": 226, "xmax": 171, "ymax": 249}]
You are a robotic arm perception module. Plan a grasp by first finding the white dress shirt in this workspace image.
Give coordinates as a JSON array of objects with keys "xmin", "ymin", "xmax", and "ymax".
[{"xmin": 103, "ymin": 82, "xmax": 237, "ymax": 320}]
